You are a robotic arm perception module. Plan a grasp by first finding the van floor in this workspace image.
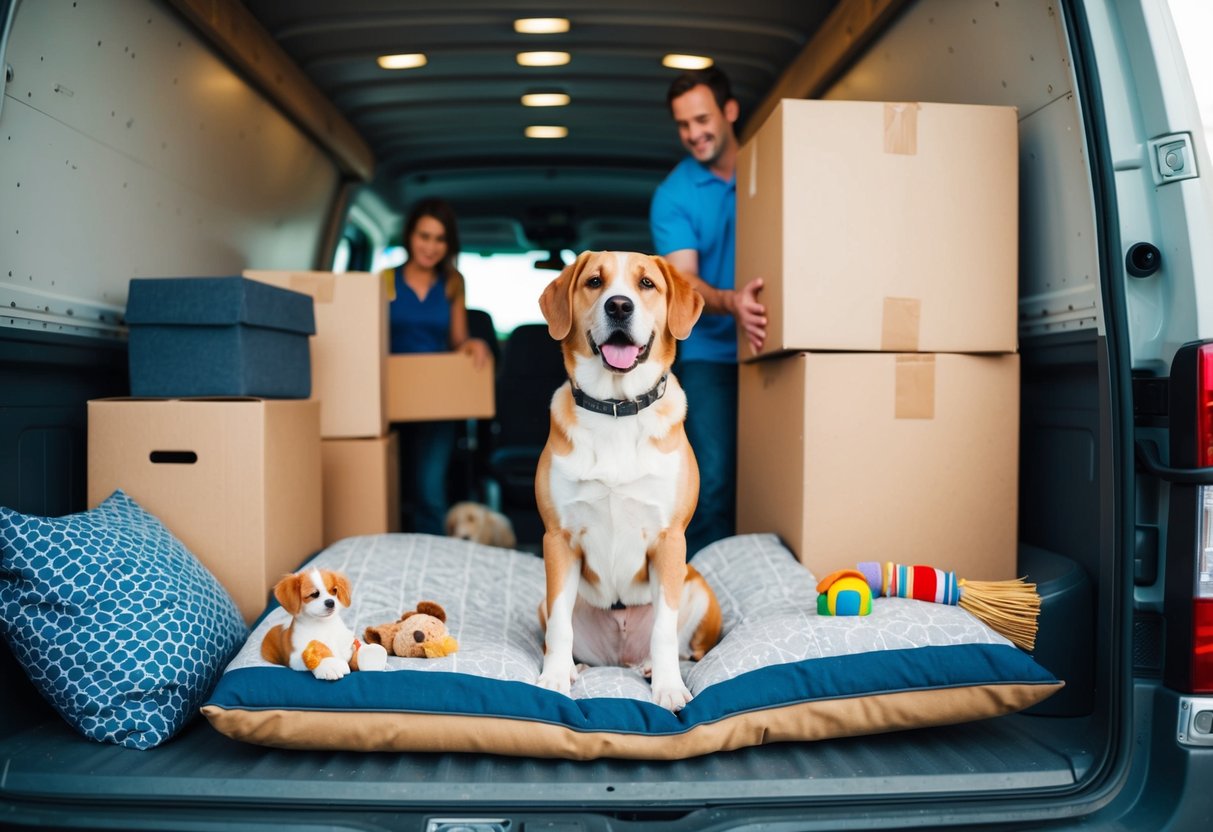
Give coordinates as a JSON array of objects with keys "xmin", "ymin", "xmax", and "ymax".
[{"xmin": 0, "ymin": 710, "xmax": 1097, "ymax": 809}]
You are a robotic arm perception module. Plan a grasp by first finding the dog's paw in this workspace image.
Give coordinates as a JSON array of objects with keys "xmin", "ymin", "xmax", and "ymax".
[
  {"xmin": 313, "ymin": 657, "xmax": 350, "ymax": 681},
  {"xmin": 357, "ymin": 642, "xmax": 388, "ymax": 672},
  {"xmin": 537, "ymin": 659, "xmax": 577, "ymax": 696},
  {"xmin": 650, "ymin": 671, "xmax": 693, "ymax": 712}
]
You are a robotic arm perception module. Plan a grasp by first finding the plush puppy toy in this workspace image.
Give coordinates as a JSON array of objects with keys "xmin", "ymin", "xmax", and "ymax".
[
  {"xmin": 260, "ymin": 568, "xmax": 388, "ymax": 680},
  {"xmin": 364, "ymin": 601, "xmax": 459, "ymax": 659}
]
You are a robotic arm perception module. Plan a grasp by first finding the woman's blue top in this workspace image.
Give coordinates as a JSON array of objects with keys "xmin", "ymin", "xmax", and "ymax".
[{"xmin": 389, "ymin": 264, "xmax": 451, "ymax": 354}]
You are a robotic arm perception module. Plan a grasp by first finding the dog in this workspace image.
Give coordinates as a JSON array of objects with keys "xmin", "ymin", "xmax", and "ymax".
[
  {"xmin": 260, "ymin": 568, "xmax": 387, "ymax": 680},
  {"xmin": 533, "ymin": 250, "xmax": 722, "ymax": 711},
  {"xmin": 445, "ymin": 501, "xmax": 517, "ymax": 548}
]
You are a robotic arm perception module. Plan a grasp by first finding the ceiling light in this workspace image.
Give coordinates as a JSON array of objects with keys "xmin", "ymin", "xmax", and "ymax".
[
  {"xmin": 517, "ymin": 51, "xmax": 570, "ymax": 67},
  {"xmin": 377, "ymin": 53, "xmax": 427, "ymax": 70},
  {"xmin": 521, "ymin": 92, "xmax": 570, "ymax": 107},
  {"xmin": 514, "ymin": 18, "xmax": 570, "ymax": 34},
  {"xmin": 525, "ymin": 125, "xmax": 568, "ymax": 139},
  {"xmin": 662, "ymin": 54, "xmax": 714, "ymax": 70}
]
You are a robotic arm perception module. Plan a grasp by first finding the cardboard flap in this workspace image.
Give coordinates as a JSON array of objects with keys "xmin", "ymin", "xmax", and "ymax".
[{"xmin": 283, "ymin": 273, "xmax": 335, "ymax": 304}]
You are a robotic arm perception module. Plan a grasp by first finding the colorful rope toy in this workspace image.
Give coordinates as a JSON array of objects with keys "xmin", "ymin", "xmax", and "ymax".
[{"xmin": 815, "ymin": 562, "xmax": 1041, "ymax": 652}]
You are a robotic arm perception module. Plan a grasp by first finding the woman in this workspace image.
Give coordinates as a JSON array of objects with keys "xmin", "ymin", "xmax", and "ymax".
[{"xmin": 386, "ymin": 198, "xmax": 491, "ymax": 535}]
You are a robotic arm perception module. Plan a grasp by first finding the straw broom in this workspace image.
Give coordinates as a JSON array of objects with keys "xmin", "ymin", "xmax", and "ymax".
[{"xmin": 857, "ymin": 561, "xmax": 1041, "ymax": 652}]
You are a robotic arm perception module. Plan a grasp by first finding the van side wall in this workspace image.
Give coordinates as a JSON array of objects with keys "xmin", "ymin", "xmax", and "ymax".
[
  {"xmin": 0, "ymin": 0, "xmax": 339, "ymax": 343},
  {"xmin": 1, "ymin": 0, "xmax": 340, "ymax": 513},
  {"xmin": 0, "ymin": 0, "xmax": 339, "ymax": 735}
]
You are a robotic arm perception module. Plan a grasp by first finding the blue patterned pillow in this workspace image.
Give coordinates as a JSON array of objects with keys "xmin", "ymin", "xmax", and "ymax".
[{"xmin": 0, "ymin": 490, "xmax": 247, "ymax": 749}]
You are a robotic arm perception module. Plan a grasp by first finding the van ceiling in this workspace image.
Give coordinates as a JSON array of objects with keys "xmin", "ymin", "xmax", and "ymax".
[{"xmin": 240, "ymin": 0, "xmax": 838, "ymax": 253}]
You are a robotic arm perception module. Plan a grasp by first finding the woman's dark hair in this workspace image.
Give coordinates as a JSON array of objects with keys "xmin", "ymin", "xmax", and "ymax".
[
  {"xmin": 666, "ymin": 67, "xmax": 734, "ymax": 113},
  {"xmin": 402, "ymin": 197, "xmax": 461, "ymax": 270}
]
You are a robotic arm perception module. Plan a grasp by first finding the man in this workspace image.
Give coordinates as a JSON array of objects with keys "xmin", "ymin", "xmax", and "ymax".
[{"xmin": 650, "ymin": 67, "xmax": 766, "ymax": 557}]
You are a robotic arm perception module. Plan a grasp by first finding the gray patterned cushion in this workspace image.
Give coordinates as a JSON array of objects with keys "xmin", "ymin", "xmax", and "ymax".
[{"xmin": 224, "ymin": 533, "xmax": 1012, "ymax": 697}]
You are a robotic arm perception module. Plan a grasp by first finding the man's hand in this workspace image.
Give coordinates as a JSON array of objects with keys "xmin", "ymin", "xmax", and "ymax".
[{"xmin": 734, "ymin": 277, "xmax": 766, "ymax": 355}]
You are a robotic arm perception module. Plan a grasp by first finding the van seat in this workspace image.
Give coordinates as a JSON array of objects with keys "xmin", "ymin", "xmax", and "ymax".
[{"xmin": 487, "ymin": 323, "xmax": 566, "ymax": 547}]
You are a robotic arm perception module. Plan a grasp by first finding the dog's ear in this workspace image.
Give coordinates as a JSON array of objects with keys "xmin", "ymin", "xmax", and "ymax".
[
  {"xmin": 273, "ymin": 573, "xmax": 303, "ymax": 616},
  {"xmin": 364, "ymin": 622, "xmax": 401, "ymax": 649},
  {"xmin": 654, "ymin": 256, "xmax": 705, "ymax": 341},
  {"xmin": 331, "ymin": 572, "xmax": 352, "ymax": 607},
  {"xmin": 495, "ymin": 515, "xmax": 517, "ymax": 549},
  {"xmin": 539, "ymin": 250, "xmax": 593, "ymax": 341},
  {"xmin": 416, "ymin": 600, "xmax": 447, "ymax": 623}
]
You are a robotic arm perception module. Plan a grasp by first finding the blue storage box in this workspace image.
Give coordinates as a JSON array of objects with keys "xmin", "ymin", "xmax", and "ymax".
[{"xmin": 125, "ymin": 277, "xmax": 316, "ymax": 398}]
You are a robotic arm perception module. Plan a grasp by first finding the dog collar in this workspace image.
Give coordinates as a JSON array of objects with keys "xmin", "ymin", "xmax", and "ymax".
[{"xmin": 571, "ymin": 374, "xmax": 668, "ymax": 418}]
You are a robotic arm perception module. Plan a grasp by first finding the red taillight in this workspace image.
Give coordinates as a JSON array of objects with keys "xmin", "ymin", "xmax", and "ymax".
[
  {"xmin": 1195, "ymin": 599, "xmax": 1213, "ymax": 693},
  {"xmin": 1198, "ymin": 345, "xmax": 1213, "ymax": 466},
  {"xmin": 1191, "ymin": 350, "xmax": 1213, "ymax": 691}
]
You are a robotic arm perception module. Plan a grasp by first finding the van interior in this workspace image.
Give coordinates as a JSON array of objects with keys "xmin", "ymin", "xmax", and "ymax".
[{"xmin": 0, "ymin": 0, "xmax": 1200, "ymax": 827}]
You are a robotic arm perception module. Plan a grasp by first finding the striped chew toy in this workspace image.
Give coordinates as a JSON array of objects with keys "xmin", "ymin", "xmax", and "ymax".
[
  {"xmin": 881, "ymin": 563, "xmax": 962, "ymax": 606},
  {"xmin": 857, "ymin": 561, "xmax": 1041, "ymax": 652}
]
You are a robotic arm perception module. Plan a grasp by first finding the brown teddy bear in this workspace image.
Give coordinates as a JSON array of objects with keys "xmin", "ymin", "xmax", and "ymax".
[{"xmin": 364, "ymin": 600, "xmax": 459, "ymax": 659}]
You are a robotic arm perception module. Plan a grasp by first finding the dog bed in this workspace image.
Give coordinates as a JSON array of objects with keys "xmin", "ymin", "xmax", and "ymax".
[{"xmin": 202, "ymin": 533, "xmax": 1061, "ymax": 760}]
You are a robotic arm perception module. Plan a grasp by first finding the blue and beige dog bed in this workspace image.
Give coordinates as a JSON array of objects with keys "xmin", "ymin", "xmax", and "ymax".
[{"xmin": 202, "ymin": 533, "xmax": 1060, "ymax": 760}]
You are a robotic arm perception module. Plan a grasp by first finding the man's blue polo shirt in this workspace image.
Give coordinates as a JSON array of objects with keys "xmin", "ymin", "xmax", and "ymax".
[{"xmin": 650, "ymin": 156, "xmax": 736, "ymax": 364}]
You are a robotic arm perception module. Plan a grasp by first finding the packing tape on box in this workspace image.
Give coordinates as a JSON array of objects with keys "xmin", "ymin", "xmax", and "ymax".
[
  {"xmin": 747, "ymin": 139, "xmax": 758, "ymax": 198},
  {"xmin": 894, "ymin": 354, "xmax": 935, "ymax": 420},
  {"xmin": 884, "ymin": 103, "xmax": 920, "ymax": 155},
  {"xmin": 285, "ymin": 273, "xmax": 335, "ymax": 304},
  {"xmin": 881, "ymin": 297, "xmax": 921, "ymax": 351}
]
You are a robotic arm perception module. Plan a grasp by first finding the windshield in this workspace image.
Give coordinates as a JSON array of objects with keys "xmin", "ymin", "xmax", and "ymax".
[{"xmin": 372, "ymin": 247, "xmax": 573, "ymax": 339}]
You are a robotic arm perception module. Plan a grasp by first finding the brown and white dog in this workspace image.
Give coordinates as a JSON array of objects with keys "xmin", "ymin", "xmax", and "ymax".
[
  {"xmin": 445, "ymin": 501, "xmax": 518, "ymax": 549},
  {"xmin": 260, "ymin": 568, "xmax": 388, "ymax": 680},
  {"xmin": 534, "ymin": 250, "xmax": 722, "ymax": 711}
]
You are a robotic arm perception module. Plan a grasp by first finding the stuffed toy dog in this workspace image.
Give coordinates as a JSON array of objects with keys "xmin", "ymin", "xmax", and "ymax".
[{"xmin": 364, "ymin": 600, "xmax": 459, "ymax": 659}]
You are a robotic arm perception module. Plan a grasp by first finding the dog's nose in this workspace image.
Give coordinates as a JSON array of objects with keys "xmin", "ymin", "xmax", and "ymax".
[
  {"xmin": 605, "ymin": 295, "xmax": 633, "ymax": 322},
  {"xmin": 324, "ymin": 598, "xmax": 335, "ymax": 608}
]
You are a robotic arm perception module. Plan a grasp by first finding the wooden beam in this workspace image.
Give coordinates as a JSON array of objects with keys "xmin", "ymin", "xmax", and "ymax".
[
  {"xmin": 740, "ymin": 0, "xmax": 913, "ymax": 144},
  {"xmin": 167, "ymin": 0, "xmax": 375, "ymax": 182}
]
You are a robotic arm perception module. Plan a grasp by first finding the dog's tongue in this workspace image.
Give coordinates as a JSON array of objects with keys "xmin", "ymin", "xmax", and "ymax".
[{"xmin": 601, "ymin": 343, "xmax": 641, "ymax": 369}]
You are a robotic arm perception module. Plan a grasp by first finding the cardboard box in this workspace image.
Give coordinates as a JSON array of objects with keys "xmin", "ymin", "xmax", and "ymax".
[
  {"xmin": 736, "ymin": 100, "xmax": 1018, "ymax": 359},
  {"xmin": 125, "ymin": 276, "xmax": 316, "ymax": 397},
  {"xmin": 321, "ymin": 433, "xmax": 400, "ymax": 546},
  {"xmin": 736, "ymin": 352, "xmax": 1019, "ymax": 580},
  {"xmin": 386, "ymin": 353, "xmax": 495, "ymax": 422},
  {"xmin": 244, "ymin": 270, "xmax": 388, "ymax": 439},
  {"xmin": 87, "ymin": 398, "xmax": 322, "ymax": 623}
]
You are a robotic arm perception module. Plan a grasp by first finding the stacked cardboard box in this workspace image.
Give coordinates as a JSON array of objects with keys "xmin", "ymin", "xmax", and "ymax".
[
  {"xmin": 89, "ymin": 397, "xmax": 323, "ymax": 624},
  {"xmin": 384, "ymin": 351, "xmax": 495, "ymax": 422},
  {"xmin": 244, "ymin": 270, "xmax": 401, "ymax": 547},
  {"xmin": 734, "ymin": 99, "xmax": 1020, "ymax": 581},
  {"xmin": 93, "ymin": 276, "xmax": 326, "ymax": 623},
  {"xmin": 124, "ymin": 276, "xmax": 317, "ymax": 398}
]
